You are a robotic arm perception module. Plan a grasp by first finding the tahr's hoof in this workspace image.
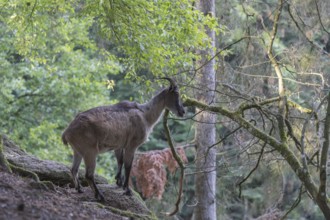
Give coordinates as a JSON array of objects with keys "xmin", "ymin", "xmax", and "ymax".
[
  {"xmin": 123, "ymin": 188, "xmax": 132, "ymax": 196},
  {"xmin": 116, "ymin": 178, "xmax": 123, "ymax": 187},
  {"xmin": 95, "ymin": 193, "xmax": 106, "ymax": 202},
  {"xmin": 98, "ymin": 197, "xmax": 105, "ymax": 203}
]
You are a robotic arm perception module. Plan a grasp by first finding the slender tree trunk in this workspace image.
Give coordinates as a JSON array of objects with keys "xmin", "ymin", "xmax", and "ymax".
[
  {"xmin": 317, "ymin": 92, "xmax": 330, "ymax": 219},
  {"xmin": 193, "ymin": 1, "xmax": 217, "ymax": 219}
]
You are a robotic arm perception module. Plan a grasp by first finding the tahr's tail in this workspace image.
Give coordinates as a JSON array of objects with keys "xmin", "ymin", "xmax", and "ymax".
[{"xmin": 61, "ymin": 131, "xmax": 68, "ymax": 146}]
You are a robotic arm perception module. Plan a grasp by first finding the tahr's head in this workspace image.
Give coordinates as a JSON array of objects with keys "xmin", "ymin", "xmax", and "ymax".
[{"xmin": 162, "ymin": 77, "xmax": 185, "ymax": 117}]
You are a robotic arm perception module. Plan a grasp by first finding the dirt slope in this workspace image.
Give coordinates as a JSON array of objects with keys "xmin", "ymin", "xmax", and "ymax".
[{"xmin": 0, "ymin": 135, "xmax": 156, "ymax": 220}]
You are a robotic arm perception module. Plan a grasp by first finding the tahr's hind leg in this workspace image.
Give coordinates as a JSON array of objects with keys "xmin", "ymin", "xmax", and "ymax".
[
  {"xmin": 115, "ymin": 149, "xmax": 124, "ymax": 187},
  {"xmin": 71, "ymin": 150, "xmax": 83, "ymax": 193},
  {"xmin": 84, "ymin": 153, "xmax": 105, "ymax": 202}
]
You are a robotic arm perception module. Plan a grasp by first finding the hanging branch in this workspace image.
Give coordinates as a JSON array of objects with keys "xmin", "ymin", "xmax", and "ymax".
[{"xmin": 162, "ymin": 109, "xmax": 185, "ymax": 216}]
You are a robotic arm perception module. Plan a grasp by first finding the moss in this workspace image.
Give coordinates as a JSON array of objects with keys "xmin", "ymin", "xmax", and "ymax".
[
  {"xmin": 9, "ymin": 164, "xmax": 40, "ymax": 182},
  {"xmin": 0, "ymin": 135, "xmax": 12, "ymax": 173},
  {"xmin": 8, "ymin": 163, "xmax": 57, "ymax": 191}
]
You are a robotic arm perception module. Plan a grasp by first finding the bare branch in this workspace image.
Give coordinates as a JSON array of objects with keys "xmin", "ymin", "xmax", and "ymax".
[
  {"xmin": 184, "ymin": 96, "xmax": 330, "ymax": 216},
  {"xmin": 23, "ymin": 0, "xmax": 38, "ymax": 31},
  {"xmin": 162, "ymin": 109, "xmax": 185, "ymax": 216},
  {"xmin": 267, "ymin": 0, "xmax": 289, "ymax": 147}
]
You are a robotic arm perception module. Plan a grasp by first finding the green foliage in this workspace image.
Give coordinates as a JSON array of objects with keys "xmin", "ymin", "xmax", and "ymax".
[
  {"xmin": 97, "ymin": 153, "xmax": 117, "ymax": 183},
  {"xmin": 94, "ymin": 0, "xmax": 217, "ymax": 77},
  {"xmin": 2, "ymin": 0, "xmax": 218, "ymax": 80},
  {"xmin": 0, "ymin": 15, "xmax": 120, "ymax": 165}
]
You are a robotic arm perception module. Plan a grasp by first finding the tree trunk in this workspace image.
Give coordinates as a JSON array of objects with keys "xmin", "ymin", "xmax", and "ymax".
[
  {"xmin": 193, "ymin": 0, "xmax": 217, "ymax": 219},
  {"xmin": 316, "ymin": 92, "xmax": 330, "ymax": 219}
]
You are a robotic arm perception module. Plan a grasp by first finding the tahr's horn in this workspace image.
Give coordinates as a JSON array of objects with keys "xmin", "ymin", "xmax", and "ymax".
[{"xmin": 160, "ymin": 77, "xmax": 177, "ymax": 91}]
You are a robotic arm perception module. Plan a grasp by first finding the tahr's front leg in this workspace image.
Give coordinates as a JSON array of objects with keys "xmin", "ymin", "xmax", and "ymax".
[{"xmin": 123, "ymin": 151, "xmax": 135, "ymax": 196}]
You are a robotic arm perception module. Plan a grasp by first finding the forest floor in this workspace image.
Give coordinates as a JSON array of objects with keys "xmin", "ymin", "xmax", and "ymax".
[{"xmin": 0, "ymin": 170, "xmax": 127, "ymax": 220}]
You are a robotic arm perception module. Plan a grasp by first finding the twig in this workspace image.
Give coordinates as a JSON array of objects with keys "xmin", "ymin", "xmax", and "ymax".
[
  {"xmin": 205, "ymin": 126, "xmax": 242, "ymax": 159},
  {"xmin": 238, "ymin": 143, "xmax": 266, "ymax": 198},
  {"xmin": 24, "ymin": 0, "xmax": 38, "ymax": 32},
  {"xmin": 280, "ymin": 185, "xmax": 304, "ymax": 220}
]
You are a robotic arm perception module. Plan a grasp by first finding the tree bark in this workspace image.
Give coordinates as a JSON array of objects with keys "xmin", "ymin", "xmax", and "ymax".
[{"xmin": 193, "ymin": 0, "xmax": 217, "ymax": 219}]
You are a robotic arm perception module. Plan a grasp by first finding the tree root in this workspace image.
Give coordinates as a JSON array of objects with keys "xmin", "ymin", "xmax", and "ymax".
[
  {"xmin": 9, "ymin": 164, "xmax": 40, "ymax": 181},
  {"xmin": 29, "ymin": 180, "xmax": 57, "ymax": 191},
  {"xmin": 9, "ymin": 163, "xmax": 56, "ymax": 191}
]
